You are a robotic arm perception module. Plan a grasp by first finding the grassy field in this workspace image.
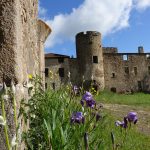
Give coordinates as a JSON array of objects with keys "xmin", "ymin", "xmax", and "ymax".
[
  {"xmin": 20, "ymin": 87, "xmax": 150, "ymax": 149},
  {"xmin": 95, "ymin": 90, "xmax": 150, "ymax": 139},
  {"xmin": 96, "ymin": 90, "xmax": 150, "ymax": 108}
]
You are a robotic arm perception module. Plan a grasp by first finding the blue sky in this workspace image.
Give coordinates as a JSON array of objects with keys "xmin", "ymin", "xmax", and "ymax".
[{"xmin": 39, "ymin": 0, "xmax": 150, "ymax": 57}]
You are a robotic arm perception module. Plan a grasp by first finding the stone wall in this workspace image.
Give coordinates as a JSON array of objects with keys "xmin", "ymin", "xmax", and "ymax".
[
  {"xmin": 45, "ymin": 57, "xmax": 70, "ymax": 89},
  {"xmin": 103, "ymin": 47, "xmax": 118, "ymax": 53},
  {"xmin": 69, "ymin": 58, "xmax": 80, "ymax": 85},
  {"xmin": 104, "ymin": 53, "xmax": 150, "ymax": 93},
  {"xmin": 44, "ymin": 31, "xmax": 150, "ymax": 94},
  {"xmin": 0, "ymin": 0, "xmax": 16, "ymax": 85},
  {"xmin": 76, "ymin": 31, "xmax": 105, "ymax": 90},
  {"xmin": 0, "ymin": 0, "xmax": 51, "ymax": 149}
]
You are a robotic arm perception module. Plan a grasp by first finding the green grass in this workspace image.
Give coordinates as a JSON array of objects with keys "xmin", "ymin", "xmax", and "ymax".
[
  {"xmin": 96, "ymin": 90, "xmax": 150, "ymax": 107},
  {"xmin": 101, "ymin": 111, "xmax": 150, "ymax": 150},
  {"xmin": 20, "ymin": 86, "xmax": 150, "ymax": 150}
]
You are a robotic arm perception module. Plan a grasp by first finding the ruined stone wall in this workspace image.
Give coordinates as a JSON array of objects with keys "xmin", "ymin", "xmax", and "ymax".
[
  {"xmin": 76, "ymin": 31, "xmax": 105, "ymax": 90},
  {"xmin": 45, "ymin": 58, "xmax": 70, "ymax": 89},
  {"xmin": 103, "ymin": 47, "xmax": 118, "ymax": 53},
  {"xmin": 0, "ymin": 0, "xmax": 51, "ymax": 149},
  {"xmin": 69, "ymin": 58, "xmax": 80, "ymax": 85},
  {"xmin": 104, "ymin": 53, "xmax": 150, "ymax": 93}
]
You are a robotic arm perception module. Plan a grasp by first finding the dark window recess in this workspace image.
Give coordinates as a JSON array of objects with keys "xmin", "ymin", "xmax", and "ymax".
[
  {"xmin": 110, "ymin": 87, "xmax": 116, "ymax": 93},
  {"xmin": 112, "ymin": 73, "xmax": 115, "ymax": 78},
  {"xmin": 134, "ymin": 67, "xmax": 137, "ymax": 75},
  {"xmin": 59, "ymin": 68, "xmax": 64, "ymax": 77},
  {"xmin": 124, "ymin": 67, "xmax": 129, "ymax": 74},
  {"xmin": 58, "ymin": 57, "xmax": 64, "ymax": 63},
  {"xmin": 89, "ymin": 41, "xmax": 92, "ymax": 44},
  {"xmin": 148, "ymin": 66, "xmax": 150, "ymax": 75},
  {"xmin": 123, "ymin": 55, "xmax": 128, "ymax": 61},
  {"xmin": 45, "ymin": 68, "xmax": 49, "ymax": 77},
  {"xmin": 93, "ymin": 56, "xmax": 98, "ymax": 63},
  {"xmin": 45, "ymin": 83, "xmax": 47, "ymax": 89},
  {"xmin": 52, "ymin": 83, "xmax": 55, "ymax": 90},
  {"xmin": 138, "ymin": 81, "xmax": 142, "ymax": 91}
]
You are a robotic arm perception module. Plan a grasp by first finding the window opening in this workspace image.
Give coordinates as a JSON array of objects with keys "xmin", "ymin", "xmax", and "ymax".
[
  {"xmin": 45, "ymin": 68, "xmax": 48, "ymax": 77},
  {"xmin": 134, "ymin": 67, "xmax": 137, "ymax": 75},
  {"xmin": 123, "ymin": 55, "xmax": 128, "ymax": 61},
  {"xmin": 148, "ymin": 66, "xmax": 150, "ymax": 75},
  {"xmin": 93, "ymin": 56, "xmax": 98, "ymax": 63},
  {"xmin": 112, "ymin": 73, "xmax": 115, "ymax": 78},
  {"xmin": 59, "ymin": 68, "xmax": 64, "ymax": 77},
  {"xmin": 111, "ymin": 87, "xmax": 116, "ymax": 93},
  {"xmin": 58, "ymin": 57, "xmax": 64, "ymax": 63},
  {"xmin": 124, "ymin": 67, "xmax": 129, "ymax": 74}
]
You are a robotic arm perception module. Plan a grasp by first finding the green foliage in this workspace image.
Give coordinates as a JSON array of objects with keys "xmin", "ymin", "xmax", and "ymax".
[{"xmin": 20, "ymin": 79, "xmax": 150, "ymax": 150}]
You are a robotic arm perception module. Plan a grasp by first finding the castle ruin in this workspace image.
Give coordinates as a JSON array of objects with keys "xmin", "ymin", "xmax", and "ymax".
[{"xmin": 45, "ymin": 31, "xmax": 150, "ymax": 93}]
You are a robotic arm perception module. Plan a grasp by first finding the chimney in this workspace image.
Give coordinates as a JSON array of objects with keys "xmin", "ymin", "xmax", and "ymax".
[{"xmin": 138, "ymin": 46, "xmax": 144, "ymax": 53}]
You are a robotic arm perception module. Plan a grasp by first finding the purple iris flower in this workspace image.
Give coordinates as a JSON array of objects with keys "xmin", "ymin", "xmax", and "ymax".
[
  {"xmin": 70, "ymin": 112, "xmax": 85, "ymax": 124},
  {"xmin": 81, "ymin": 91, "xmax": 96, "ymax": 108},
  {"xmin": 115, "ymin": 117, "xmax": 128, "ymax": 128},
  {"xmin": 126, "ymin": 112, "xmax": 138, "ymax": 124},
  {"xmin": 82, "ymin": 91, "xmax": 93, "ymax": 101},
  {"xmin": 115, "ymin": 121, "xmax": 126, "ymax": 128},
  {"xmin": 86, "ymin": 98, "xmax": 96, "ymax": 108}
]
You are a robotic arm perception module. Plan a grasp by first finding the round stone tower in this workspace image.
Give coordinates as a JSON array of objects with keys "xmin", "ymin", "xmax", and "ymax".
[{"xmin": 76, "ymin": 31, "xmax": 105, "ymax": 90}]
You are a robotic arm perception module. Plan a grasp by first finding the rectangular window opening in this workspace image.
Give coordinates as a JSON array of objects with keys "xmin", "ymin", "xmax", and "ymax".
[
  {"xmin": 59, "ymin": 68, "xmax": 64, "ymax": 77},
  {"xmin": 93, "ymin": 56, "xmax": 98, "ymax": 63},
  {"xmin": 58, "ymin": 57, "xmax": 64, "ymax": 63},
  {"xmin": 112, "ymin": 73, "xmax": 116, "ymax": 78},
  {"xmin": 123, "ymin": 55, "xmax": 128, "ymax": 61},
  {"xmin": 124, "ymin": 67, "xmax": 129, "ymax": 74},
  {"xmin": 148, "ymin": 66, "xmax": 150, "ymax": 75},
  {"xmin": 52, "ymin": 83, "xmax": 55, "ymax": 90},
  {"xmin": 134, "ymin": 67, "xmax": 137, "ymax": 75},
  {"xmin": 45, "ymin": 83, "xmax": 47, "ymax": 89},
  {"xmin": 45, "ymin": 68, "xmax": 49, "ymax": 77},
  {"xmin": 138, "ymin": 81, "xmax": 142, "ymax": 91},
  {"xmin": 111, "ymin": 87, "xmax": 116, "ymax": 93}
]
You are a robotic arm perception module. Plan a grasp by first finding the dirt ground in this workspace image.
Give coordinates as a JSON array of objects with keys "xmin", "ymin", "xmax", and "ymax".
[{"xmin": 103, "ymin": 103, "xmax": 150, "ymax": 136}]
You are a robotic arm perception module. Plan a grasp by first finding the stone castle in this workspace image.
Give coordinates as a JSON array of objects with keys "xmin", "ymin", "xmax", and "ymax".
[{"xmin": 45, "ymin": 31, "xmax": 150, "ymax": 93}]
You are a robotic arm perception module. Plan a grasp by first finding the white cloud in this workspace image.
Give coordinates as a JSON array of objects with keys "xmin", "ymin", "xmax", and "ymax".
[
  {"xmin": 134, "ymin": 0, "xmax": 150, "ymax": 10},
  {"xmin": 44, "ymin": 0, "xmax": 150, "ymax": 48}
]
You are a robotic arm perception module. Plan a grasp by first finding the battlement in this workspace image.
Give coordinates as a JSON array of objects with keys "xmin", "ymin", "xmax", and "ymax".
[
  {"xmin": 76, "ymin": 31, "xmax": 101, "ymax": 38},
  {"xmin": 103, "ymin": 47, "xmax": 118, "ymax": 53}
]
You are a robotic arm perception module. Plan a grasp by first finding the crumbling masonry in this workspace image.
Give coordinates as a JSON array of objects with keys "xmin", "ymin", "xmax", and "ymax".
[
  {"xmin": 0, "ymin": 0, "xmax": 51, "ymax": 149},
  {"xmin": 45, "ymin": 31, "xmax": 150, "ymax": 93}
]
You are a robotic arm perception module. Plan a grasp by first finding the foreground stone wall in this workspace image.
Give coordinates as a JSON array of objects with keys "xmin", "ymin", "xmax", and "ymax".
[
  {"xmin": 0, "ymin": 0, "xmax": 51, "ymax": 149},
  {"xmin": 0, "ymin": 0, "xmax": 16, "ymax": 84}
]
